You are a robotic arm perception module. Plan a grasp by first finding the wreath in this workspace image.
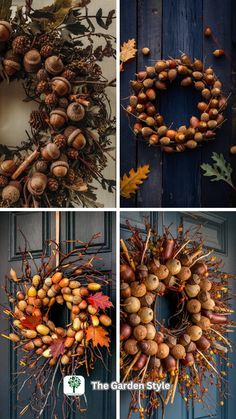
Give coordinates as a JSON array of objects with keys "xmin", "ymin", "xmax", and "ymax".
[
  {"xmin": 120, "ymin": 221, "xmax": 234, "ymax": 419},
  {"xmin": 0, "ymin": 1, "xmax": 115, "ymax": 208},
  {"xmin": 125, "ymin": 53, "xmax": 227, "ymax": 153},
  {"xmin": 1, "ymin": 233, "xmax": 113, "ymax": 417}
]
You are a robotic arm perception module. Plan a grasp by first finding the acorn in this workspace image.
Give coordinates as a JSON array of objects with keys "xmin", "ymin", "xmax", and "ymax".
[
  {"xmin": 138, "ymin": 307, "xmax": 154, "ymax": 323},
  {"xmin": 155, "ymin": 81, "xmax": 167, "ymax": 90},
  {"xmin": 120, "ymin": 264, "xmax": 135, "ymax": 283},
  {"xmin": 186, "ymin": 299, "xmax": 201, "ymax": 314},
  {"xmin": 50, "ymin": 109, "xmax": 68, "ymax": 129},
  {"xmin": 213, "ymin": 49, "xmax": 225, "ymax": 57},
  {"xmin": 154, "ymin": 332, "xmax": 164, "ymax": 345},
  {"xmin": 176, "ymin": 266, "xmax": 191, "ymax": 282},
  {"xmin": 166, "ymin": 335, "xmax": 177, "ymax": 348},
  {"xmin": 185, "ymin": 284, "xmax": 200, "ymax": 298},
  {"xmin": 186, "ymin": 341, "xmax": 197, "ymax": 352},
  {"xmin": 178, "ymin": 334, "xmax": 191, "ymax": 347},
  {"xmin": 127, "ymin": 314, "xmax": 141, "ymax": 327},
  {"xmin": 200, "ymin": 279, "xmax": 212, "ymax": 291},
  {"xmin": 0, "ymin": 160, "xmax": 16, "ymax": 176},
  {"xmin": 171, "ymin": 344, "xmax": 186, "ymax": 360},
  {"xmin": 163, "ymin": 355, "xmax": 176, "ymax": 372},
  {"xmin": 120, "ymin": 283, "xmax": 131, "ymax": 298},
  {"xmin": 24, "ymin": 49, "xmax": 41, "ymax": 73},
  {"xmin": 133, "ymin": 325, "xmax": 147, "ymax": 341},
  {"xmin": 41, "ymin": 143, "xmax": 60, "ymax": 161},
  {"xmin": 67, "ymin": 129, "xmax": 86, "ymax": 150},
  {"xmin": 124, "ymin": 338, "xmax": 139, "ymax": 355},
  {"xmin": 195, "ymin": 316, "xmax": 211, "ymax": 331},
  {"xmin": 201, "ymin": 298, "xmax": 215, "ymax": 310},
  {"xmin": 196, "ymin": 336, "xmax": 210, "ymax": 351},
  {"xmin": 130, "ymin": 281, "xmax": 147, "ymax": 298},
  {"xmin": 51, "ymin": 77, "xmax": 71, "ymax": 97},
  {"xmin": 155, "ymin": 60, "xmax": 167, "ymax": 73},
  {"xmin": 139, "ymin": 340, "xmax": 158, "ymax": 356},
  {"xmin": 166, "ymin": 259, "xmax": 181, "ymax": 275},
  {"xmin": 133, "ymin": 354, "xmax": 148, "ymax": 371},
  {"xmin": 3, "ymin": 55, "xmax": 21, "ymax": 76},
  {"xmin": 193, "ymin": 59, "xmax": 203, "ymax": 71},
  {"xmin": 50, "ymin": 160, "xmax": 69, "ymax": 177},
  {"xmin": 144, "ymin": 274, "xmax": 159, "ymax": 291},
  {"xmin": 45, "ymin": 56, "xmax": 64, "ymax": 75},
  {"xmin": 2, "ymin": 183, "xmax": 21, "ymax": 203},
  {"xmin": 67, "ymin": 102, "xmax": 85, "ymax": 122},
  {"xmin": 142, "ymin": 47, "xmax": 150, "ymax": 56},
  {"xmin": 191, "ymin": 261, "xmax": 208, "ymax": 275},
  {"xmin": 154, "ymin": 264, "xmax": 169, "ymax": 280},
  {"xmin": 145, "ymin": 323, "xmax": 156, "ymax": 340},
  {"xmin": 156, "ymin": 343, "xmax": 170, "ymax": 359},
  {"xmin": 187, "ymin": 325, "xmax": 202, "ymax": 341},
  {"xmin": 0, "ymin": 21, "xmax": 12, "ymax": 42},
  {"xmin": 181, "ymin": 352, "xmax": 194, "ymax": 366},
  {"xmin": 124, "ymin": 297, "xmax": 141, "ymax": 313},
  {"xmin": 136, "ymin": 264, "xmax": 148, "ymax": 280},
  {"xmin": 139, "ymin": 292, "xmax": 156, "ymax": 307},
  {"xmin": 204, "ymin": 27, "xmax": 212, "ymax": 37}
]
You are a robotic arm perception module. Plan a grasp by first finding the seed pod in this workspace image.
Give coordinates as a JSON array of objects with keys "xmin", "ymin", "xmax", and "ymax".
[
  {"xmin": 168, "ymin": 69, "xmax": 177, "ymax": 81},
  {"xmin": 156, "ymin": 343, "xmax": 170, "ymax": 359},
  {"xmin": 213, "ymin": 49, "xmax": 225, "ymax": 57},
  {"xmin": 133, "ymin": 325, "xmax": 147, "ymax": 341},
  {"xmin": 88, "ymin": 283, "xmax": 101, "ymax": 291},
  {"xmin": 171, "ymin": 344, "xmax": 186, "ymax": 360},
  {"xmin": 130, "ymin": 281, "xmax": 146, "ymax": 298},
  {"xmin": 138, "ymin": 307, "xmax": 154, "ymax": 323},
  {"xmin": 187, "ymin": 325, "xmax": 202, "ymax": 341},
  {"xmin": 186, "ymin": 299, "xmax": 201, "ymax": 314},
  {"xmin": 144, "ymin": 274, "xmax": 159, "ymax": 291},
  {"xmin": 124, "ymin": 338, "xmax": 139, "ymax": 355}
]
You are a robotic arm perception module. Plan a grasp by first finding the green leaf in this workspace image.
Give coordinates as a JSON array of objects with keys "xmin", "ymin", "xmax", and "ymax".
[
  {"xmin": 0, "ymin": 0, "xmax": 12, "ymax": 20},
  {"xmin": 201, "ymin": 152, "xmax": 233, "ymax": 185}
]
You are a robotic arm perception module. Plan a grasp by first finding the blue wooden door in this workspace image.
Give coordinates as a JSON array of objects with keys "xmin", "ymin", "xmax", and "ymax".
[
  {"xmin": 0, "ymin": 211, "xmax": 116, "ymax": 419},
  {"xmin": 120, "ymin": 211, "xmax": 236, "ymax": 419},
  {"xmin": 120, "ymin": 0, "xmax": 236, "ymax": 208}
]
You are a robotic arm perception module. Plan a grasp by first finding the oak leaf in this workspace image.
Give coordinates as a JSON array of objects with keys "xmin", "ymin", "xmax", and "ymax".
[
  {"xmin": 49, "ymin": 338, "xmax": 65, "ymax": 358},
  {"xmin": 120, "ymin": 39, "xmax": 137, "ymax": 70},
  {"xmin": 86, "ymin": 325, "xmax": 110, "ymax": 348},
  {"xmin": 21, "ymin": 315, "xmax": 42, "ymax": 330},
  {"xmin": 120, "ymin": 165, "xmax": 150, "ymax": 198},
  {"xmin": 87, "ymin": 292, "xmax": 113, "ymax": 310}
]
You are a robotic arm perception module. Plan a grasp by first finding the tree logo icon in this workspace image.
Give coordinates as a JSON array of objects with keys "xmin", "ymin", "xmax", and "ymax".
[
  {"xmin": 63, "ymin": 375, "xmax": 85, "ymax": 396},
  {"xmin": 68, "ymin": 376, "xmax": 81, "ymax": 393}
]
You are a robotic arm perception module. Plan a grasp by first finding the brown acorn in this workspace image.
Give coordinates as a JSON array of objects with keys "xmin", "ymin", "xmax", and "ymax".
[
  {"xmin": 133, "ymin": 325, "xmax": 147, "ymax": 341},
  {"xmin": 171, "ymin": 344, "xmax": 186, "ymax": 360},
  {"xmin": 24, "ymin": 49, "xmax": 41, "ymax": 73},
  {"xmin": 196, "ymin": 336, "xmax": 210, "ymax": 351},
  {"xmin": 52, "ymin": 77, "xmax": 71, "ymax": 97},
  {"xmin": 187, "ymin": 325, "xmax": 202, "ymax": 341},
  {"xmin": 144, "ymin": 274, "xmax": 159, "ymax": 291},
  {"xmin": 176, "ymin": 266, "xmax": 191, "ymax": 282},
  {"xmin": 133, "ymin": 354, "xmax": 148, "ymax": 370},
  {"xmin": 139, "ymin": 292, "xmax": 156, "ymax": 307},
  {"xmin": 120, "ymin": 323, "xmax": 132, "ymax": 341},
  {"xmin": 50, "ymin": 160, "xmax": 69, "ymax": 178},
  {"xmin": 27, "ymin": 173, "xmax": 47, "ymax": 196},
  {"xmin": 130, "ymin": 281, "xmax": 147, "ymax": 298},
  {"xmin": 41, "ymin": 143, "xmax": 60, "ymax": 161},
  {"xmin": 139, "ymin": 340, "xmax": 158, "ymax": 356},
  {"xmin": 120, "ymin": 264, "xmax": 135, "ymax": 283},
  {"xmin": 67, "ymin": 102, "xmax": 85, "ymax": 122},
  {"xmin": 124, "ymin": 297, "xmax": 141, "ymax": 314},
  {"xmin": 67, "ymin": 129, "xmax": 86, "ymax": 150},
  {"xmin": 186, "ymin": 299, "xmax": 201, "ymax": 314},
  {"xmin": 138, "ymin": 307, "xmax": 154, "ymax": 323},
  {"xmin": 136, "ymin": 264, "xmax": 148, "ymax": 280},
  {"xmin": 127, "ymin": 313, "xmax": 141, "ymax": 327},
  {"xmin": 50, "ymin": 109, "xmax": 68, "ymax": 129},
  {"xmin": 154, "ymin": 264, "xmax": 169, "ymax": 280},
  {"xmin": 166, "ymin": 259, "xmax": 181, "ymax": 275},
  {"xmin": 45, "ymin": 56, "xmax": 64, "ymax": 75},
  {"xmin": 195, "ymin": 316, "xmax": 211, "ymax": 331},
  {"xmin": 120, "ymin": 283, "xmax": 131, "ymax": 299},
  {"xmin": 145, "ymin": 323, "xmax": 156, "ymax": 340},
  {"xmin": 163, "ymin": 355, "xmax": 176, "ymax": 371},
  {"xmin": 0, "ymin": 160, "xmax": 16, "ymax": 176},
  {"xmin": 124, "ymin": 338, "xmax": 139, "ymax": 355},
  {"xmin": 0, "ymin": 21, "xmax": 12, "ymax": 42},
  {"xmin": 181, "ymin": 352, "xmax": 194, "ymax": 366},
  {"xmin": 156, "ymin": 343, "xmax": 170, "ymax": 359}
]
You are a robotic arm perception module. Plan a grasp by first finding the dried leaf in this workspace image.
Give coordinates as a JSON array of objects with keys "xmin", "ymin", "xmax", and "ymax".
[
  {"xmin": 120, "ymin": 39, "xmax": 137, "ymax": 64},
  {"xmin": 87, "ymin": 292, "xmax": 113, "ymax": 310},
  {"xmin": 49, "ymin": 338, "xmax": 65, "ymax": 358},
  {"xmin": 21, "ymin": 315, "xmax": 42, "ymax": 330},
  {"xmin": 201, "ymin": 153, "xmax": 234, "ymax": 187},
  {"xmin": 86, "ymin": 325, "xmax": 110, "ymax": 348},
  {"xmin": 120, "ymin": 165, "xmax": 150, "ymax": 198},
  {"xmin": 10, "ymin": 268, "xmax": 18, "ymax": 282}
]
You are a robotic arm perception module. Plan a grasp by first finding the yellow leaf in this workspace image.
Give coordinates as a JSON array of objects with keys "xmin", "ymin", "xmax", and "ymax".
[
  {"xmin": 120, "ymin": 39, "xmax": 137, "ymax": 63},
  {"xmin": 120, "ymin": 165, "xmax": 150, "ymax": 199}
]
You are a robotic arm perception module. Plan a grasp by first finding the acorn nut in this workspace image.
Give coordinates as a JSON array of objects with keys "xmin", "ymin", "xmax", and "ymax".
[
  {"xmin": 27, "ymin": 173, "xmax": 47, "ymax": 196},
  {"xmin": 24, "ymin": 49, "xmax": 42, "ymax": 73},
  {"xmin": 50, "ymin": 109, "xmax": 68, "ymax": 129},
  {"xmin": 51, "ymin": 77, "xmax": 71, "ymax": 97},
  {"xmin": 50, "ymin": 160, "xmax": 69, "ymax": 177},
  {"xmin": 45, "ymin": 56, "xmax": 64, "ymax": 75},
  {"xmin": 2, "ymin": 182, "xmax": 21, "ymax": 203},
  {"xmin": 67, "ymin": 129, "xmax": 86, "ymax": 150},
  {"xmin": 0, "ymin": 21, "xmax": 12, "ymax": 42},
  {"xmin": 41, "ymin": 143, "xmax": 60, "ymax": 161},
  {"xmin": 67, "ymin": 102, "xmax": 85, "ymax": 122}
]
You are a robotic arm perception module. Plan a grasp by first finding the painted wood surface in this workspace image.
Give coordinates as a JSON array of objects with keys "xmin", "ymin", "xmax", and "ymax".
[
  {"xmin": 120, "ymin": 0, "xmax": 236, "ymax": 208},
  {"xmin": 0, "ymin": 212, "xmax": 116, "ymax": 419},
  {"xmin": 120, "ymin": 211, "xmax": 236, "ymax": 419}
]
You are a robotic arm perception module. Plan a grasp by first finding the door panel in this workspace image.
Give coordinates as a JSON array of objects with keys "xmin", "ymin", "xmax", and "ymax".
[
  {"xmin": 0, "ymin": 211, "xmax": 116, "ymax": 419},
  {"xmin": 120, "ymin": 211, "xmax": 236, "ymax": 419}
]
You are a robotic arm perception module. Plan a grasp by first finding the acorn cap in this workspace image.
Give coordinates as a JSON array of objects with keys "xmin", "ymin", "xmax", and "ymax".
[
  {"xmin": 0, "ymin": 160, "xmax": 17, "ymax": 176},
  {"xmin": 51, "ymin": 76, "xmax": 71, "ymax": 94},
  {"xmin": 50, "ymin": 108, "xmax": 68, "ymax": 121}
]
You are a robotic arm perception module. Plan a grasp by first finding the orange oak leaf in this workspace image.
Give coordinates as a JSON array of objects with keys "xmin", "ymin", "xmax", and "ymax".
[
  {"xmin": 120, "ymin": 39, "xmax": 137, "ymax": 69},
  {"xmin": 21, "ymin": 315, "xmax": 42, "ymax": 330},
  {"xmin": 86, "ymin": 325, "xmax": 110, "ymax": 348},
  {"xmin": 49, "ymin": 338, "xmax": 65, "ymax": 358},
  {"xmin": 87, "ymin": 292, "xmax": 113, "ymax": 310},
  {"xmin": 120, "ymin": 165, "xmax": 150, "ymax": 198}
]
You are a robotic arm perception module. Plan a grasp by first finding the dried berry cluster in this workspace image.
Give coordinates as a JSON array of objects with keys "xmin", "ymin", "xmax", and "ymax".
[
  {"xmin": 120, "ymin": 223, "xmax": 234, "ymax": 418},
  {"xmin": 0, "ymin": 16, "xmax": 115, "ymax": 208},
  {"xmin": 2, "ymin": 236, "xmax": 112, "ymax": 416},
  {"xmin": 126, "ymin": 53, "xmax": 227, "ymax": 153}
]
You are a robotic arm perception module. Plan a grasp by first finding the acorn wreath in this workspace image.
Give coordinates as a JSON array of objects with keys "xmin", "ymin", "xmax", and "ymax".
[
  {"xmin": 125, "ymin": 53, "xmax": 228, "ymax": 153},
  {"xmin": 120, "ymin": 221, "xmax": 235, "ymax": 419},
  {"xmin": 1, "ymin": 233, "xmax": 113, "ymax": 417},
  {"xmin": 0, "ymin": 1, "xmax": 115, "ymax": 208}
]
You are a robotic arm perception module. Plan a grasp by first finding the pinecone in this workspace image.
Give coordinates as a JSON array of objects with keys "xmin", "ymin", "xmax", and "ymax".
[
  {"xmin": 67, "ymin": 147, "xmax": 79, "ymax": 160},
  {"xmin": 36, "ymin": 80, "xmax": 49, "ymax": 93},
  {"xmin": 40, "ymin": 45, "xmax": 53, "ymax": 58},
  {"xmin": 53, "ymin": 134, "xmax": 67, "ymax": 149},
  {"xmin": 62, "ymin": 69, "xmax": 76, "ymax": 81},
  {"xmin": 29, "ymin": 110, "xmax": 48, "ymax": 130},
  {"xmin": 35, "ymin": 160, "xmax": 48, "ymax": 173},
  {"xmin": 47, "ymin": 177, "xmax": 59, "ymax": 192},
  {"xmin": 58, "ymin": 97, "xmax": 69, "ymax": 108},
  {"xmin": 0, "ymin": 175, "xmax": 9, "ymax": 187},
  {"xmin": 44, "ymin": 93, "xmax": 58, "ymax": 106},
  {"xmin": 37, "ymin": 69, "xmax": 49, "ymax": 81},
  {"xmin": 12, "ymin": 35, "xmax": 31, "ymax": 55},
  {"xmin": 66, "ymin": 168, "xmax": 76, "ymax": 184}
]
